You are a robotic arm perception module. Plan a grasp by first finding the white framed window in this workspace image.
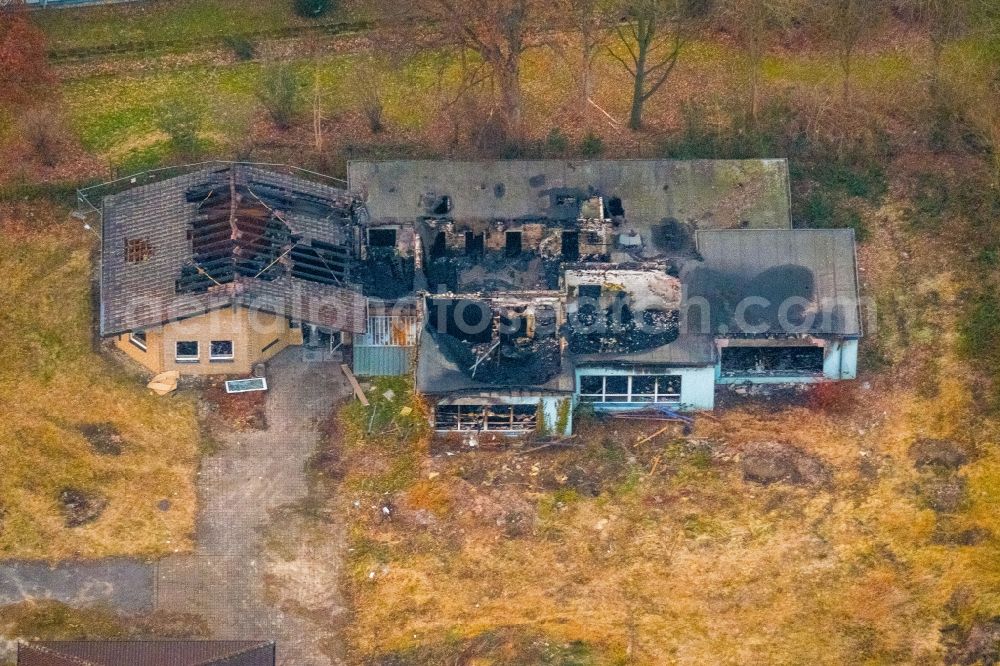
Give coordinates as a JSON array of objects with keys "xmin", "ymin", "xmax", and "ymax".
[
  {"xmin": 210, "ymin": 340, "xmax": 234, "ymax": 361},
  {"xmin": 129, "ymin": 330, "xmax": 147, "ymax": 351},
  {"xmin": 578, "ymin": 374, "xmax": 682, "ymax": 403},
  {"xmin": 175, "ymin": 340, "xmax": 199, "ymax": 363}
]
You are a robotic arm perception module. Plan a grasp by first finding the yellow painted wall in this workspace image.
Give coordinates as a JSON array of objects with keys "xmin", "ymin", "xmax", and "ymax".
[
  {"xmin": 114, "ymin": 329, "xmax": 164, "ymax": 374},
  {"xmin": 114, "ymin": 306, "xmax": 302, "ymax": 376}
]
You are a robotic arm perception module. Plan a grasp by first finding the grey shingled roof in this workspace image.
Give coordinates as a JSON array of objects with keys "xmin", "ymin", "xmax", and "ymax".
[
  {"xmin": 100, "ymin": 165, "xmax": 366, "ymax": 336},
  {"xmin": 19, "ymin": 641, "xmax": 275, "ymax": 666},
  {"xmin": 686, "ymin": 229, "xmax": 861, "ymax": 337},
  {"xmin": 349, "ymin": 159, "xmax": 792, "ymax": 239}
]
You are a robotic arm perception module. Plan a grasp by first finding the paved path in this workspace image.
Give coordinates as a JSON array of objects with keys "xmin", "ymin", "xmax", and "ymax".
[
  {"xmin": 0, "ymin": 559, "xmax": 153, "ymax": 613},
  {"xmin": 0, "ymin": 349, "xmax": 349, "ymax": 666}
]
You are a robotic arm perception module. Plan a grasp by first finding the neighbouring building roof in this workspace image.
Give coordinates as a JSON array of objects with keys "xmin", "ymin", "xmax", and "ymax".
[
  {"xmin": 100, "ymin": 164, "xmax": 367, "ymax": 336},
  {"xmin": 18, "ymin": 640, "xmax": 275, "ymax": 666},
  {"xmin": 685, "ymin": 229, "xmax": 862, "ymax": 337},
  {"xmin": 348, "ymin": 159, "xmax": 792, "ymax": 241}
]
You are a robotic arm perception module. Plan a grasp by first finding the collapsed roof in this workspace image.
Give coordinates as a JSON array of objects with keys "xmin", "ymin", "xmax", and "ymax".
[{"xmin": 100, "ymin": 165, "xmax": 367, "ymax": 335}]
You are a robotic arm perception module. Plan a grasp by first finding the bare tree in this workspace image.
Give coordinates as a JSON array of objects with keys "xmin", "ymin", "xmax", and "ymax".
[
  {"xmin": 813, "ymin": 0, "xmax": 888, "ymax": 103},
  {"xmin": 609, "ymin": 0, "xmax": 706, "ymax": 130},
  {"xmin": 896, "ymin": 0, "xmax": 973, "ymax": 99},
  {"xmin": 401, "ymin": 0, "xmax": 549, "ymax": 137},
  {"xmin": 554, "ymin": 0, "xmax": 612, "ymax": 102},
  {"xmin": 0, "ymin": 0, "xmax": 52, "ymax": 109},
  {"xmin": 720, "ymin": 0, "xmax": 800, "ymax": 123}
]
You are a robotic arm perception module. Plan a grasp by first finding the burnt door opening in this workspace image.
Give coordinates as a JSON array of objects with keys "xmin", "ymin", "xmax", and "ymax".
[
  {"xmin": 465, "ymin": 231, "xmax": 484, "ymax": 257},
  {"xmin": 606, "ymin": 196, "xmax": 625, "ymax": 217},
  {"xmin": 721, "ymin": 346, "xmax": 825, "ymax": 377},
  {"xmin": 561, "ymin": 231, "xmax": 580, "ymax": 260},
  {"xmin": 368, "ymin": 228, "xmax": 397, "ymax": 248},
  {"xmin": 430, "ymin": 231, "xmax": 447, "ymax": 260},
  {"xmin": 505, "ymin": 231, "xmax": 522, "ymax": 257}
]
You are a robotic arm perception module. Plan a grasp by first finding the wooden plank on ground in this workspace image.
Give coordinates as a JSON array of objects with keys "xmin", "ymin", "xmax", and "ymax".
[{"xmin": 341, "ymin": 363, "xmax": 370, "ymax": 406}]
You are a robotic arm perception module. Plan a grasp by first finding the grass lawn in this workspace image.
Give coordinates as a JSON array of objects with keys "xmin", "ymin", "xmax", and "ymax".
[
  {"xmin": 33, "ymin": 0, "xmax": 368, "ymax": 53},
  {"xmin": 0, "ymin": 204, "xmax": 200, "ymax": 560},
  {"xmin": 56, "ymin": 48, "xmax": 458, "ymax": 173},
  {"xmin": 49, "ymin": 32, "xmax": 985, "ymax": 177}
]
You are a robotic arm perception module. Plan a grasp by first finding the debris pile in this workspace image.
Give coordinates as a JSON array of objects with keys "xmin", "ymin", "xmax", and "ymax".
[
  {"xmin": 79, "ymin": 422, "xmax": 124, "ymax": 455},
  {"xmin": 355, "ymin": 247, "xmax": 415, "ymax": 299},
  {"xmin": 720, "ymin": 346, "xmax": 824, "ymax": 376},
  {"xmin": 740, "ymin": 442, "xmax": 830, "ymax": 487},
  {"xmin": 59, "ymin": 488, "xmax": 108, "ymax": 527},
  {"xmin": 565, "ymin": 299, "xmax": 679, "ymax": 354}
]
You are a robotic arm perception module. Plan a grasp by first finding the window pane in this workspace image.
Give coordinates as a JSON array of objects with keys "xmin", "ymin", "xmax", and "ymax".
[
  {"xmin": 658, "ymin": 375, "xmax": 682, "ymax": 395},
  {"xmin": 176, "ymin": 341, "xmax": 198, "ymax": 359},
  {"xmin": 631, "ymin": 376, "xmax": 656, "ymax": 394},
  {"xmin": 210, "ymin": 340, "xmax": 234, "ymax": 358},
  {"xmin": 605, "ymin": 376, "xmax": 627, "ymax": 394},
  {"xmin": 579, "ymin": 376, "xmax": 603, "ymax": 394}
]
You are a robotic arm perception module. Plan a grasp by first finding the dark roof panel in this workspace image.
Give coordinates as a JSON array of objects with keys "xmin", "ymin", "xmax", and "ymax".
[{"xmin": 686, "ymin": 229, "xmax": 861, "ymax": 337}]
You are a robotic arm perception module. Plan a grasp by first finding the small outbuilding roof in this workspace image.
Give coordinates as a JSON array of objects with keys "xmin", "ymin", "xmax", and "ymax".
[
  {"xmin": 18, "ymin": 640, "xmax": 275, "ymax": 666},
  {"xmin": 685, "ymin": 229, "xmax": 862, "ymax": 337},
  {"xmin": 100, "ymin": 164, "xmax": 367, "ymax": 336}
]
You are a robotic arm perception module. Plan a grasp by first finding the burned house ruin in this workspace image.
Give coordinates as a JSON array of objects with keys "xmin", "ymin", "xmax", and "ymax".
[
  {"xmin": 347, "ymin": 159, "xmax": 862, "ymax": 435},
  {"xmin": 98, "ymin": 159, "xmax": 861, "ymax": 435}
]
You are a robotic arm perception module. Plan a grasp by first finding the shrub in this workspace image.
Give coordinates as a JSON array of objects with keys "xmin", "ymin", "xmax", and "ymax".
[
  {"xmin": 554, "ymin": 398, "xmax": 571, "ymax": 435},
  {"xmin": 579, "ymin": 131, "xmax": 603, "ymax": 157},
  {"xmin": 158, "ymin": 103, "xmax": 200, "ymax": 159},
  {"xmin": 294, "ymin": 0, "xmax": 333, "ymax": 18},
  {"xmin": 958, "ymin": 291, "xmax": 1000, "ymax": 409},
  {"xmin": 259, "ymin": 65, "xmax": 301, "ymax": 130},
  {"xmin": 796, "ymin": 190, "xmax": 869, "ymax": 241},
  {"xmin": 20, "ymin": 108, "xmax": 64, "ymax": 167},
  {"xmin": 360, "ymin": 87, "xmax": 385, "ymax": 134},
  {"xmin": 222, "ymin": 34, "xmax": 255, "ymax": 61},
  {"xmin": 535, "ymin": 400, "xmax": 549, "ymax": 436},
  {"xmin": 545, "ymin": 128, "xmax": 568, "ymax": 156},
  {"xmin": 0, "ymin": 4, "xmax": 53, "ymax": 109}
]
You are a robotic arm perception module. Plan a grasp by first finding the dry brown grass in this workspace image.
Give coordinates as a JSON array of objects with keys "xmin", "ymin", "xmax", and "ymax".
[
  {"xmin": 332, "ymin": 189, "xmax": 1000, "ymax": 664},
  {"xmin": 0, "ymin": 203, "xmax": 199, "ymax": 560}
]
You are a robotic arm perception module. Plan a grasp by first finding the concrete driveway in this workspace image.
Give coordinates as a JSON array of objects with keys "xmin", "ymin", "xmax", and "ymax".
[{"xmin": 0, "ymin": 348, "xmax": 350, "ymax": 666}]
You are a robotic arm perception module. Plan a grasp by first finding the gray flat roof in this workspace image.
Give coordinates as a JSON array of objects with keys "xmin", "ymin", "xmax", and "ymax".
[
  {"xmin": 349, "ymin": 159, "xmax": 792, "ymax": 243},
  {"xmin": 686, "ymin": 229, "xmax": 861, "ymax": 337},
  {"xmin": 571, "ymin": 333, "xmax": 717, "ymax": 367}
]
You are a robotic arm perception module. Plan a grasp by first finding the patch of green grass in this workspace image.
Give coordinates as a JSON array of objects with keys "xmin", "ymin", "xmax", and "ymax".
[
  {"xmin": 365, "ymin": 627, "xmax": 608, "ymax": 666},
  {"xmin": 0, "ymin": 600, "xmax": 207, "ymax": 652},
  {"xmin": 0, "ymin": 601, "xmax": 126, "ymax": 649},
  {"xmin": 958, "ymin": 290, "xmax": 1000, "ymax": 408},
  {"xmin": 33, "ymin": 0, "xmax": 347, "ymax": 52}
]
